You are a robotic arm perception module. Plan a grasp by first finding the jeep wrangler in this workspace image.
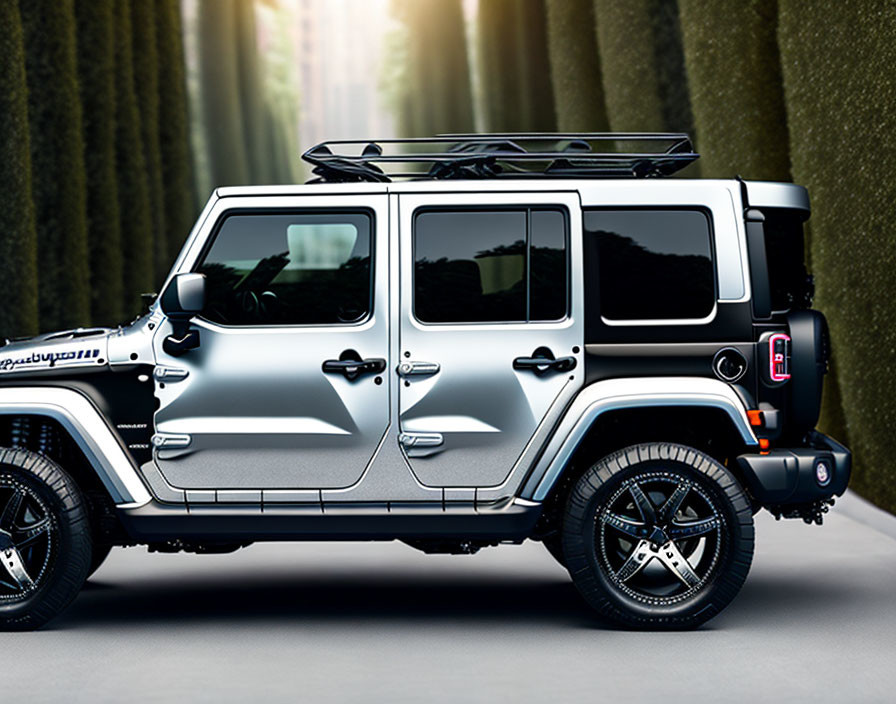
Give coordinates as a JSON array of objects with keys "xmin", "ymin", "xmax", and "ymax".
[{"xmin": 0, "ymin": 134, "xmax": 850, "ymax": 630}]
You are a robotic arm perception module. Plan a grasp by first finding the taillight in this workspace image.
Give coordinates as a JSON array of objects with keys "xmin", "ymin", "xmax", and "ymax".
[{"xmin": 769, "ymin": 333, "xmax": 791, "ymax": 382}]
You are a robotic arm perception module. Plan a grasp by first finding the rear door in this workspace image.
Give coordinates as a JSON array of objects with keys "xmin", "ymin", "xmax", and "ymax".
[{"xmin": 397, "ymin": 191, "xmax": 584, "ymax": 488}]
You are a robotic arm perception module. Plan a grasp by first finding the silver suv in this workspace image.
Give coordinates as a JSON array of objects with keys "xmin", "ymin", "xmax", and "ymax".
[{"xmin": 0, "ymin": 134, "xmax": 850, "ymax": 629}]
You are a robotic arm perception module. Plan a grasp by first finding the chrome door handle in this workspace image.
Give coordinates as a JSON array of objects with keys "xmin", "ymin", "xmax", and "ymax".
[
  {"xmin": 399, "ymin": 432, "xmax": 444, "ymax": 448},
  {"xmin": 151, "ymin": 433, "xmax": 192, "ymax": 449},
  {"xmin": 153, "ymin": 366, "xmax": 190, "ymax": 382},
  {"xmin": 397, "ymin": 361, "xmax": 440, "ymax": 377}
]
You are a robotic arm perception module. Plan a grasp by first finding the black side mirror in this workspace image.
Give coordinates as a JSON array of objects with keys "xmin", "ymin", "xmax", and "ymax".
[{"xmin": 160, "ymin": 273, "xmax": 206, "ymax": 356}]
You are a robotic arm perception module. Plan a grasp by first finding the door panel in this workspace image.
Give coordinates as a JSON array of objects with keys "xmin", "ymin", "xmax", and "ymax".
[
  {"xmin": 152, "ymin": 195, "xmax": 389, "ymax": 491},
  {"xmin": 398, "ymin": 192, "xmax": 584, "ymax": 488}
]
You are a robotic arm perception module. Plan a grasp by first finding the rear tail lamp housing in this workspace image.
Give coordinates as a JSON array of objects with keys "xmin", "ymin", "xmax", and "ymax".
[{"xmin": 768, "ymin": 333, "xmax": 791, "ymax": 382}]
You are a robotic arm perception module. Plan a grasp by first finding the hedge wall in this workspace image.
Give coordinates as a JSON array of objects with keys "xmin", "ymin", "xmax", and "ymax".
[
  {"xmin": 779, "ymin": 0, "xmax": 896, "ymax": 513},
  {"xmin": 0, "ymin": 2, "xmax": 38, "ymax": 338},
  {"xmin": 155, "ymin": 0, "xmax": 196, "ymax": 262},
  {"xmin": 478, "ymin": 0, "xmax": 555, "ymax": 132},
  {"xmin": 112, "ymin": 1, "xmax": 154, "ymax": 315},
  {"xmin": 396, "ymin": 0, "xmax": 475, "ymax": 137},
  {"xmin": 198, "ymin": 0, "xmax": 250, "ymax": 186},
  {"xmin": 74, "ymin": 0, "xmax": 124, "ymax": 326},
  {"xmin": 593, "ymin": 0, "xmax": 693, "ymax": 134},
  {"xmin": 20, "ymin": 0, "xmax": 91, "ymax": 331},
  {"xmin": 545, "ymin": 0, "xmax": 609, "ymax": 132},
  {"xmin": 233, "ymin": 0, "xmax": 268, "ymax": 184},
  {"xmin": 679, "ymin": 0, "xmax": 790, "ymax": 180},
  {"xmin": 131, "ymin": 0, "xmax": 169, "ymax": 287}
]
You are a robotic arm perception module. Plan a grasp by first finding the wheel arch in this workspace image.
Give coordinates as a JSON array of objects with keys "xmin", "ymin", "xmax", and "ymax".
[
  {"xmin": 521, "ymin": 377, "xmax": 759, "ymax": 505},
  {"xmin": 0, "ymin": 387, "xmax": 151, "ymax": 508}
]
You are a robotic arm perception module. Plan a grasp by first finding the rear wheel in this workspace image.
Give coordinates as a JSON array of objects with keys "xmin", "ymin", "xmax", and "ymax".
[
  {"xmin": 562, "ymin": 443, "xmax": 754, "ymax": 629},
  {"xmin": 0, "ymin": 448, "xmax": 92, "ymax": 630}
]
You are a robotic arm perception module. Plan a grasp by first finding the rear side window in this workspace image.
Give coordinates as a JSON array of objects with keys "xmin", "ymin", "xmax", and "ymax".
[
  {"xmin": 414, "ymin": 208, "xmax": 567, "ymax": 323},
  {"xmin": 197, "ymin": 211, "xmax": 373, "ymax": 326},
  {"xmin": 584, "ymin": 209, "xmax": 715, "ymax": 321}
]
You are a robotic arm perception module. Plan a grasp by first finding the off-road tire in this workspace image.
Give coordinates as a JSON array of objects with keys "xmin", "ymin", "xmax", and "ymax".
[
  {"xmin": 0, "ymin": 448, "xmax": 92, "ymax": 630},
  {"xmin": 562, "ymin": 443, "xmax": 754, "ymax": 629}
]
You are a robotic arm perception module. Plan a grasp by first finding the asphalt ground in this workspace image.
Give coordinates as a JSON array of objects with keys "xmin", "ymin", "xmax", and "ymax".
[{"xmin": 2, "ymin": 490, "xmax": 894, "ymax": 703}]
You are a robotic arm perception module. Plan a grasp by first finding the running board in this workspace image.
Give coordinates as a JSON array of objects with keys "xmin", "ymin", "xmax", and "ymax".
[{"xmin": 117, "ymin": 498, "xmax": 542, "ymax": 543}]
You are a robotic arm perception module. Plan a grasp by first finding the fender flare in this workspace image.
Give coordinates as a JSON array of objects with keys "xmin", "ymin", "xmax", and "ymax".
[
  {"xmin": 521, "ymin": 377, "xmax": 760, "ymax": 501},
  {"xmin": 0, "ymin": 387, "xmax": 151, "ymax": 508}
]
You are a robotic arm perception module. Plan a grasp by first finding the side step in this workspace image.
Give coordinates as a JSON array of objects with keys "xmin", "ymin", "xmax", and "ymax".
[{"xmin": 117, "ymin": 498, "xmax": 542, "ymax": 543}]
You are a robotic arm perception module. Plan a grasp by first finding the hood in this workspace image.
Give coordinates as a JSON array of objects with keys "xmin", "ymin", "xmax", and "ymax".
[{"xmin": 0, "ymin": 327, "xmax": 113, "ymax": 375}]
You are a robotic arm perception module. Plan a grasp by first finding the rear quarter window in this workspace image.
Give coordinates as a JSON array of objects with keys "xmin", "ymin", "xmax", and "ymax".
[{"xmin": 584, "ymin": 209, "xmax": 716, "ymax": 321}]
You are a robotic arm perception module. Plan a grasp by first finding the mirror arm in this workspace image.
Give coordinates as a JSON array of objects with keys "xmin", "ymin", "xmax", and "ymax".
[{"xmin": 163, "ymin": 317, "xmax": 200, "ymax": 357}]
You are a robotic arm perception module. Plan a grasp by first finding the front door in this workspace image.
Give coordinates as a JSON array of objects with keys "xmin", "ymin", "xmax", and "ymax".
[
  {"xmin": 397, "ymin": 192, "xmax": 584, "ymax": 488},
  {"xmin": 152, "ymin": 195, "xmax": 389, "ymax": 491}
]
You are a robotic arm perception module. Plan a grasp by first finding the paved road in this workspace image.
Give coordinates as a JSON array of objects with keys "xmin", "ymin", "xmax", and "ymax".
[{"xmin": 3, "ymin": 492, "xmax": 895, "ymax": 703}]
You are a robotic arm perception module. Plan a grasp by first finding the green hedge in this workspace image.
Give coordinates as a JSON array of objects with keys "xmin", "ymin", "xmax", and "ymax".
[
  {"xmin": 478, "ymin": 0, "xmax": 555, "ymax": 132},
  {"xmin": 779, "ymin": 0, "xmax": 896, "ymax": 513},
  {"xmin": 131, "ymin": 0, "xmax": 168, "ymax": 287},
  {"xmin": 545, "ymin": 0, "xmax": 609, "ymax": 131},
  {"xmin": 113, "ymin": 1, "xmax": 154, "ymax": 315},
  {"xmin": 679, "ymin": 0, "xmax": 790, "ymax": 179},
  {"xmin": 233, "ymin": 0, "xmax": 268, "ymax": 184},
  {"xmin": 0, "ymin": 2, "xmax": 38, "ymax": 338},
  {"xmin": 198, "ymin": 0, "xmax": 249, "ymax": 186},
  {"xmin": 594, "ymin": 0, "xmax": 693, "ymax": 134},
  {"xmin": 397, "ymin": 0, "xmax": 475, "ymax": 137},
  {"xmin": 20, "ymin": 0, "xmax": 90, "ymax": 331},
  {"xmin": 74, "ymin": 0, "xmax": 124, "ymax": 326},
  {"xmin": 155, "ymin": 0, "xmax": 196, "ymax": 263}
]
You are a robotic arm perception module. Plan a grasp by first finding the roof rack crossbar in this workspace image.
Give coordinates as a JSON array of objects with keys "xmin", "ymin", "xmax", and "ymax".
[{"xmin": 301, "ymin": 133, "xmax": 699, "ymax": 184}]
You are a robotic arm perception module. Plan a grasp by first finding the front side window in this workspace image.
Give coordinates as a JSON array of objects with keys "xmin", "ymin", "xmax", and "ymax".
[
  {"xmin": 197, "ymin": 211, "xmax": 373, "ymax": 326},
  {"xmin": 584, "ymin": 209, "xmax": 715, "ymax": 321},
  {"xmin": 414, "ymin": 208, "xmax": 568, "ymax": 324}
]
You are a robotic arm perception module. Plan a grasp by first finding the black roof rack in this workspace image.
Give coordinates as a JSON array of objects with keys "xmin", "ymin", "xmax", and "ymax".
[{"xmin": 301, "ymin": 133, "xmax": 698, "ymax": 184}]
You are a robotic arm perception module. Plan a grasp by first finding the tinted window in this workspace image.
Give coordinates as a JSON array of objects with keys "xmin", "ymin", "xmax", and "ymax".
[
  {"xmin": 197, "ymin": 211, "xmax": 372, "ymax": 326},
  {"xmin": 414, "ymin": 208, "xmax": 567, "ymax": 323},
  {"xmin": 584, "ymin": 209, "xmax": 714, "ymax": 320},
  {"xmin": 762, "ymin": 209, "xmax": 812, "ymax": 311},
  {"xmin": 529, "ymin": 209, "xmax": 567, "ymax": 321}
]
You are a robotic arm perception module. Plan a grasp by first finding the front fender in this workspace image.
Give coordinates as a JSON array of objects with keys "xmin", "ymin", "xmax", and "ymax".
[
  {"xmin": 520, "ymin": 377, "xmax": 760, "ymax": 501},
  {"xmin": 0, "ymin": 387, "xmax": 151, "ymax": 507}
]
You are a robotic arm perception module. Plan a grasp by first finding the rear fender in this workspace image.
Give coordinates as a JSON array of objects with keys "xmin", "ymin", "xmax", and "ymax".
[{"xmin": 521, "ymin": 377, "xmax": 759, "ymax": 501}]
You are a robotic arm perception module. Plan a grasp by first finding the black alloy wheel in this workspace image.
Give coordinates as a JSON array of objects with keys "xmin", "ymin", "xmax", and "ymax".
[
  {"xmin": 563, "ymin": 443, "xmax": 754, "ymax": 629},
  {"xmin": 0, "ymin": 477, "xmax": 57, "ymax": 600},
  {"xmin": 0, "ymin": 448, "xmax": 92, "ymax": 630}
]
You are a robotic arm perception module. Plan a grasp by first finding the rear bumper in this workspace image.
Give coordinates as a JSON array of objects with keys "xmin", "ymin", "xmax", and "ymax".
[{"xmin": 735, "ymin": 431, "xmax": 851, "ymax": 507}]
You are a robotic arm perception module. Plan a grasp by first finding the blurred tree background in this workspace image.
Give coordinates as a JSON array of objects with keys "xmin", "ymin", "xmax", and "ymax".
[{"xmin": 0, "ymin": 0, "xmax": 893, "ymax": 514}]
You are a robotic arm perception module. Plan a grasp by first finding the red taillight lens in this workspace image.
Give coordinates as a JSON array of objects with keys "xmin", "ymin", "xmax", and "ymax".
[{"xmin": 769, "ymin": 333, "xmax": 791, "ymax": 382}]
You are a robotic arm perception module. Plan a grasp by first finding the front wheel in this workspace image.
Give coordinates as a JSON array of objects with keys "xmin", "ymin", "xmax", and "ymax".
[
  {"xmin": 0, "ymin": 449, "xmax": 92, "ymax": 630},
  {"xmin": 562, "ymin": 443, "xmax": 754, "ymax": 629}
]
